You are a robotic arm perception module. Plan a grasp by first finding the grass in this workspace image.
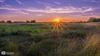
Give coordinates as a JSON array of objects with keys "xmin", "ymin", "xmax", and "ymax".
[{"xmin": 0, "ymin": 22, "xmax": 100, "ymax": 56}]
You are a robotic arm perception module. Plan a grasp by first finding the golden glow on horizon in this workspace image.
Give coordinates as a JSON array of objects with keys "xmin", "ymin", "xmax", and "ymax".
[
  {"xmin": 51, "ymin": 17, "xmax": 63, "ymax": 31},
  {"xmin": 51, "ymin": 17, "xmax": 63, "ymax": 38},
  {"xmin": 52, "ymin": 18, "xmax": 61, "ymax": 23}
]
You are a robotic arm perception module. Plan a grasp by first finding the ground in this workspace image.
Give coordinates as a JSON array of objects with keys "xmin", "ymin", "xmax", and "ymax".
[{"xmin": 0, "ymin": 22, "xmax": 100, "ymax": 56}]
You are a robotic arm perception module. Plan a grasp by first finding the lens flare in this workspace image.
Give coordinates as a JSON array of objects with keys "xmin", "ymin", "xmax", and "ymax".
[
  {"xmin": 52, "ymin": 18, "xmax": 61, "ymax": 29},
  {"xmin": 51, "ymin": 17, "xmax": 64, "ymax": 38}
]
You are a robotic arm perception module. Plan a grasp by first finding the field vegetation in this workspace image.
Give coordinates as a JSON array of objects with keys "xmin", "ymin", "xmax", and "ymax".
[{"xmin": 0, "ymin": 22, "xmax": 100, "ymax": 56}]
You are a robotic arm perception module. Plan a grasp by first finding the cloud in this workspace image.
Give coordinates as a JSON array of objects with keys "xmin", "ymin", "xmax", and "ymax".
[
  {"xmin": 53, "ymin": 2, "xmax": 61, "ymax": 5},
  {"xmin": 83, "ymin": 0, "xmax": 99, "ymax": 3},
  {"xmin": 24, "ymin": 6, "xmax": 94, "ymax": 14},
  {"xmin": 36, "ymin": 1, "xmax": 57, "ymax": 7},
  {"xmin": 83, "ymin": 8, "xmax": 93, "ymax": 12},
  {"xmin": 0, "ymin": 0, "xmax": 5, "ymax": 2},
  {"xmin": 16, "ymin": 0, "xmax": 22, "ymax": 5},
  {"xmin": 0, "ymin": 7, "xmax": 29, "ymax": 15},
  {"xmin": 0, "ymin": 6, "xmax": 95, "ymax": 16},
  {"xmin": 0, "ymin": 7, "xmax": 19, "ymax": 10}
]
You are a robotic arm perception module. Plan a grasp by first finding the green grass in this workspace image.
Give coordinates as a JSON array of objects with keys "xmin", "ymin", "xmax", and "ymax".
[{"xmin": 0, "ymin": 23, "xmax": 100, "ymax": 56}]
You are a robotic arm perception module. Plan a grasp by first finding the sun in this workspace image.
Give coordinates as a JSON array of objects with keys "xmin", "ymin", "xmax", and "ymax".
[
  {"xmin": 51, "ymin": 17, "xmax": 63, "ymax": 38},
  {"xmin": 52, "ymin": 18, "xmax": 61, "ymax": 23},
  {"xmin": 51, "ymin": 17, "xmax": 63, "ymax": 31}
]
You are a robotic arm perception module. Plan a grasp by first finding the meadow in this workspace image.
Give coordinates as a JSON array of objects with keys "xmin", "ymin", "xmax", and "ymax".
[{"xmin": 0, "ymin": 22, "xmax": 100, "ymax": 56}]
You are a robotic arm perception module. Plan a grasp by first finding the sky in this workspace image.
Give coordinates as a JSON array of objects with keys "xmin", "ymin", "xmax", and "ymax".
[{"xmin": 0, "ymin": 0, "xmax": 100, "ymax": 22}]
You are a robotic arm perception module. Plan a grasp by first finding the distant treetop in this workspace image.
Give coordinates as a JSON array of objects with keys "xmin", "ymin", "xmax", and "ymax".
[{"xmin": 88, "ymin": 17, "xmax": 100, "ymax": 22}]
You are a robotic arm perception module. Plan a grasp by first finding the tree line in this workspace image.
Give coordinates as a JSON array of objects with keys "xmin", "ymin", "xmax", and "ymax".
[
  {"xmin": 88, "ymin": 17, "xmax": 100, "ymax": 22},
  {"xmin": 0, "ymin": 17, "xmax": 100, "ymax": 23},
  {"xmin": 0, "ymin": 20, "xmax": 36, "ymax": 23}
]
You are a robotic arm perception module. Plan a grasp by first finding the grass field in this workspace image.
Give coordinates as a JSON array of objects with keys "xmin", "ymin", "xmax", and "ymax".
[{"xmin": 0, "ymin": 22, "xmax": 100, "ymax": 56}]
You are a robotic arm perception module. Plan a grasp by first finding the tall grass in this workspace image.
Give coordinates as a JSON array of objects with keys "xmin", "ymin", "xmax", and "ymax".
[{"xmin": 0, "ymin": 23, "xmax": 100, "ymax": 56}]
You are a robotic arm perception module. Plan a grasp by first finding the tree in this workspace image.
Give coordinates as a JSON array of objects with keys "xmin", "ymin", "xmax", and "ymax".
[
  {"xmin": 31, "ymin": 20, "xmax": 36, "ymax": 23},
  {"xmin": 88, "ymin": 17, "xmax": 100, "ymax": 22},
  {"xmin": 7, "ymin": 20, "xmax": 12, "ymax": 23},
  {"xmin": 26, "ymin": 20, "xmax": 30, "ymax": 23}
]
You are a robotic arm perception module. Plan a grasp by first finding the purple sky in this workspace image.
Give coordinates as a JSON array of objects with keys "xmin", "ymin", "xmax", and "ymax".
[{"xmin": 0, "ymin": 0, "xmax": 100, "ymax": 22}]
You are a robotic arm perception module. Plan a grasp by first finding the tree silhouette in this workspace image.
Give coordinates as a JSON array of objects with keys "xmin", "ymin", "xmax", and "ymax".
[
  {"xmin": 88, "ymin": 17, "xmax": 100, "ymax": 22},
  {"xmin": 7, "ymin": 20, "xmax": 12, "ymax": 23},
  {"xmin": 26, "ymin": 20, "xmax": 30, "ymax": 23},
  {"xmin": 31, "ymin": 20, "xmax": 36, "ymax": 23}
]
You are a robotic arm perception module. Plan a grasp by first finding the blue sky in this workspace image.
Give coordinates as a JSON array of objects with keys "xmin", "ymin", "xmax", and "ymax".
[{"xmin": 0, "ymin": 0, "xmax": 100, "ymax": 22}]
